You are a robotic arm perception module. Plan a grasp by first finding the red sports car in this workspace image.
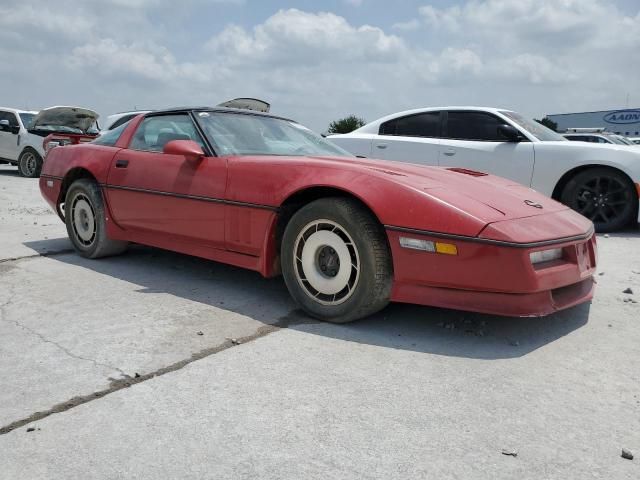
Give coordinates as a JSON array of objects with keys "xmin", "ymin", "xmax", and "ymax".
[{"xmin": 39, "ymin": 107, "xmax": 597, "ymax": 323}]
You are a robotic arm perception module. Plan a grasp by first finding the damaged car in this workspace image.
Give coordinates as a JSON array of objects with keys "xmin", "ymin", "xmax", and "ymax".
[{"xmin": 0, "ymin": 106, "xmax": 99, "ymax": 177}]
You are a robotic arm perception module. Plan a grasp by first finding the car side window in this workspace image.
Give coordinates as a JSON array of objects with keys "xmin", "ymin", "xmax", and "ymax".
[
  {"xmin": 0, "ymin": 111, "xmax": 18, "ymax": 127},
  {"xmin": 93, "ymin": 122, "xmax": 129, "ymax": 146},
  {"xmin": 129, "ymin": 114, "xmax": 206, "ymax": 152},
  {"xmin": 379, "ymin": 112, "xmax": 440, "ymax": 137},
  {"xmin": 7, "ymin": 112, "xmax": 18, "ymax": 127},
  {"xmin": 445, "ymin": 111, "xmax": 508, "ymax": 142}
]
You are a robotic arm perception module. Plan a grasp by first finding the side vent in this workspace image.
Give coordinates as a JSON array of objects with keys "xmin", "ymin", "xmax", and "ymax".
[
  {"xmin": 369, "ymin": 168, "xmax": 407, "ymax": 177},
  {"xmin": 446, "ymin": 167, "xmax": 488, "ymax": 177}
]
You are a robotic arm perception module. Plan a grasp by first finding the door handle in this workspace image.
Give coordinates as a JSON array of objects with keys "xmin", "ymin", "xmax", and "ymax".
[
  {"xmin": 115, "ymin": 159, "xmax": 129, "ymax": 168},
  {"xmin": 443, "ymin": 149, "xmax": 456, "ymax": 156},
  {"xmin": 375, "ymin": 144, "xmax": 388, "ymax": 149}
]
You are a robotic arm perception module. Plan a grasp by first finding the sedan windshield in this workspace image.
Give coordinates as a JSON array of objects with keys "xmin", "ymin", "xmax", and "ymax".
[
  {"xmin": 195, "ymin": 111, "xmax": 353, "ymax": 157},
  {"xmin": 499, "ymin": 110, "xmax": 567, "ymax": 142},
  {"xmin": 611, "ymin": 135, "xmax": 634, "ymax": 145}
]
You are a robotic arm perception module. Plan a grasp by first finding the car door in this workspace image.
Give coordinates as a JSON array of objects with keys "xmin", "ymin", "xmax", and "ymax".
[
  {"xmin": 438, "ymin": 110, "xmax": 535, "ymax": 186},
  {"xmin": 370, "ymin": 111, "xmax": 442, "ymax": 165},
  {"xmin": 0, "ymin": 110, "xmax": 19, "ymax": 160},
  {"xmin": 106, "ymin": 113, "xmax": 227, "ymax": 249}
]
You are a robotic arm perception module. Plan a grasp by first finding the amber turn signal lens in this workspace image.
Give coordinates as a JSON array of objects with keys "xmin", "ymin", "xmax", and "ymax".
[{"xmin": 435, "ymin": 242, "xmax": 458, "ymax": 255}]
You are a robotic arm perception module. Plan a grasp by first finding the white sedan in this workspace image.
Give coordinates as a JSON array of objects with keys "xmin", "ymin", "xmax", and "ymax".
[{"xmin": 329, "ymin": 107, "xmax": 640, "ymax": 232}]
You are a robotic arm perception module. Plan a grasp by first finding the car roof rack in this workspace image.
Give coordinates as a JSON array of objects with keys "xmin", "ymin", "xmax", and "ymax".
[{"xmin": 565, "ymin": 127, "xmax": 607, "ymax": 133}]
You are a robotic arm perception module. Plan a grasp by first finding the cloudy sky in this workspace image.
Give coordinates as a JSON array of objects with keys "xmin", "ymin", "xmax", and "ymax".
[{"xmin": 1, "ymin": 0, "xmax": 639, "ymax": 131}]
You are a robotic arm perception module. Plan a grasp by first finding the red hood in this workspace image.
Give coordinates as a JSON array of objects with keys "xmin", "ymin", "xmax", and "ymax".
[{"xmin": 301, "ymin": 156, "xmax": 568, "ymax": 224}]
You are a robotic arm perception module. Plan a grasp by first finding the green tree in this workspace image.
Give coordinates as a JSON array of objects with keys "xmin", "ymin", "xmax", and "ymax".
[
  {"xmin": 327, "ymin": 115, "xmax": 366, "ymax": 134},
  {"xmin": 534, "ymin": 117, "xmax": 558, "ymax": 132}
]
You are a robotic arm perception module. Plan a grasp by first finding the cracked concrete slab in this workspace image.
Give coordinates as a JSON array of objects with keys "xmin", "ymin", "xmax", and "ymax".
[
  {"xmin": 1, "ymin": 300, "xmax": 639, "ymax": 480},
  {"xmin": 0, "ymin": 165, "xmax": 301, "ymax": 428},
  {"xmin": 0, "ymin": 247, "xmax": 298, "ymax": 426}
]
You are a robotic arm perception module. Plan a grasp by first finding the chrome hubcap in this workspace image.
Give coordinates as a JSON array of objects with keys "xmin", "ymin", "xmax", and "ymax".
[
  {"xmin": 71, "ymin": 194, "xmax": 96, "ymax": 246},
  {"xmin": 293, "ymin": 219, "xmax": 360, "ymax": 306}
]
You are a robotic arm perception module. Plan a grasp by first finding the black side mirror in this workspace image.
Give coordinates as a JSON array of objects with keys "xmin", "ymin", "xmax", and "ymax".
[
  {"xmin": 10, "ymin": 125, "xmax": 20, "ymax": 134},
  {"xmin": 498, "ymin": 124, "xmax": 522, "ymax": 142}
]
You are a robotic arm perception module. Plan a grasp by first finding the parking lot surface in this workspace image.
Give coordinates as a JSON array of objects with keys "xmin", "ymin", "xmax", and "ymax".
[{"xmin": 0, "ymin": 165, "xmax": 639, "ymax": 479}]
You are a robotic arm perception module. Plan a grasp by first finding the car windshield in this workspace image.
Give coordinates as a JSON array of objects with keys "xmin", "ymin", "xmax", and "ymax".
[
  {"xmin": 19, "ymin": 113, "xmax": 36, "ymax": 129},
  {"xmin": 611, "ymin": 135, "xmax": 634, "ymax": 145},
  {"xmin": 499, "ymin": 110, "xmax": 567, "ymax": 142},
  {"xmin": 195, "ymin": 111, "xmax": 353, "ymax": 157}
]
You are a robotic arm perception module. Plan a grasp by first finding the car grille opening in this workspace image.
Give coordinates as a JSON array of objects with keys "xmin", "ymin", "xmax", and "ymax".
[{"xmin": 551, "ymin": 278, "xmax": 593, "ymax": 307}]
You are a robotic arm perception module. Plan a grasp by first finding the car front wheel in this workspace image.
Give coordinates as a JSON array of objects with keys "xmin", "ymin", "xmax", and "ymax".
[
  {"xmin": 281, "ymin": 197, "xmax": 393, "ymax": 323},
  {"xmin": 64, "ymin": 179, "xmax": 128, "ymax": 258},
  {"xmin": 561, "ymin": 167, "xmax": 638, "ymax": 232},
  {"xmin": 18, "ymin": 149, "xmax": 42, "ymax": 178}
]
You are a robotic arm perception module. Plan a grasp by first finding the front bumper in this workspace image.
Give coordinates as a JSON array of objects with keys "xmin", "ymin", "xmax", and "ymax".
[{"xmin": 386, "ymin": 228, "xmax": 597, "ymax": 317}]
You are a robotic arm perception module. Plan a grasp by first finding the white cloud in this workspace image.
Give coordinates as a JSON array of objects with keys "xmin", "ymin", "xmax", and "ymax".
[
  {"xmin": 0, "ymin": 3, "xmax": 94, "ymax": 41},
  {"xmin": 392, "ymin": 19, "xmax": 420, "ymax": 31},
  {"xmin": 417, "ymin": 0, "xmax": 640, "ymax": 50},
  {"xmin": 206, "ymin": 9, "xmax": 406, "ymax": 66},
  {"xmin": 68, "ymin": 39, "xmax": 212, "ymax": 84}
]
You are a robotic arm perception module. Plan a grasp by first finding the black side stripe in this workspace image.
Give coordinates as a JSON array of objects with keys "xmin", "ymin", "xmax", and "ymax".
[
  {"xmin": 40, "ymin": 174, "xmax": 64, "ymax": 181},
  {"xmin": 104, "ymin": 184, "xmax": 279, "ymax": 212},
  {"xmin": 384, "ymin": 224, "xmax": 594, "ymax": 248}
]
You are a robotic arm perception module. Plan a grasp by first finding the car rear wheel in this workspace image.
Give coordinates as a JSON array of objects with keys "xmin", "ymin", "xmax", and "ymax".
[
  {"xmin": 281, "ymin": 197, "xmax": 393, "ymax": 323},
  {"xmin": 18, "ymin": 149, "xmax": 42, "ymax": 178},
  {"xmin": 561, "ymin": 168, "xmax": 637, "ymax": 232},
  {"xmin": 64, "ymin": 179, "xmax": 128, "ymax": 258}
]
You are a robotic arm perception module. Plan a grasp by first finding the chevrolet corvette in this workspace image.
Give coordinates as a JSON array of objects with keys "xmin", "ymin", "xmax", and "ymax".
[{"xmin": 39, "ymin": 107, "xmax": 597, "ymax": 323}]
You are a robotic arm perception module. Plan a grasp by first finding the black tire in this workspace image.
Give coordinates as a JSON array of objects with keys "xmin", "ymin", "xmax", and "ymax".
[
  {"xmin": 64, "ymin": 179, "xmax": 128, "ymax": 258},
  {"xmin": 561, "ymin": 167, "xmax": 638, "ymax": 232},
  {"xmin": 281, "ymin": 197, "xmax": 393, "ymax": 323},
  {"xmin": 18, "ymin": 149, "xmax": 43, "ymax": 178}
]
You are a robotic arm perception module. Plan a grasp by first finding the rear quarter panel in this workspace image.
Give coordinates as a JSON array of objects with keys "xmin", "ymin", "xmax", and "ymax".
[{"xmin": 41, "ymin": 143, "xmax": 121, "ymax": 182}]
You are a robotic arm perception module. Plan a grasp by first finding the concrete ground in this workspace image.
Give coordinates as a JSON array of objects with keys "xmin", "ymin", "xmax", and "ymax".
[{"xmin": 0, "ymin": 164, "xmax": 638, "ymax": 479}]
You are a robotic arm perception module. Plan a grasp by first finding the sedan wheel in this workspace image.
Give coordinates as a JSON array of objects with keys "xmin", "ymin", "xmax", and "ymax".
[
  {"xmin": 282, "ymin": 197, "xmax": 392, "ymax": 323},
  {"xmin": 562, "ymin": 168, "xmax": 637, "ymax": 232}
]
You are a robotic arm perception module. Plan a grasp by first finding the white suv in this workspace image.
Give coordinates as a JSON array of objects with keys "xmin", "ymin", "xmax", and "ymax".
[
  {"xmin": 329, "ymin": 106, "xmax": 640, "ymax": 232},
  {"xmin": 0, "ymin": 108, "xmax": 42, "ymax": 176},
  {"xmin": 0, "ymin": 106, "xmax": 99, "ymax": 177}
]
